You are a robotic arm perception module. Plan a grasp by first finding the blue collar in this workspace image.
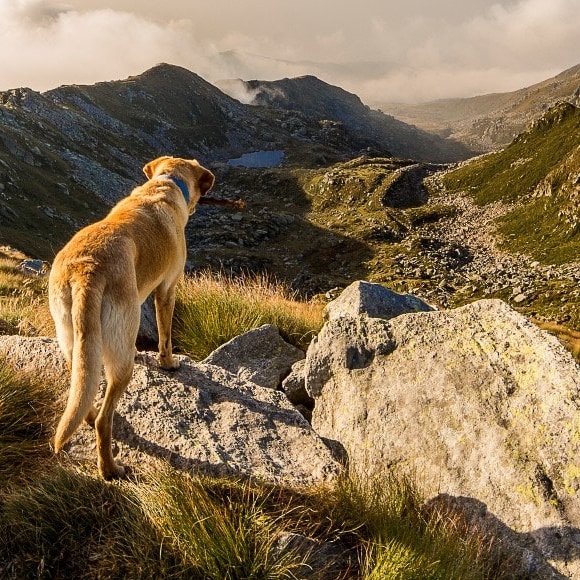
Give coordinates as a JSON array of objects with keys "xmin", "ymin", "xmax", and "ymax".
[{"xmin": 157, "ymin": 174, "xmax": 190, "ymax": 204}]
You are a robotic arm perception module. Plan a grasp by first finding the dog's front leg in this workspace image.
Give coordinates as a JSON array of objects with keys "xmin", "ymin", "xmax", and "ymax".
[{"xmin": 154, "ymin": 284, "xmax": 180, "ymax": 370}]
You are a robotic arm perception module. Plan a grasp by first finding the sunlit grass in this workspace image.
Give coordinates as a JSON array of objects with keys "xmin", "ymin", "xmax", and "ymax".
[
  {"xmin": 0, "ymin": 358, "xmax": 60, "ymax": 486},
  {"xmin": 0, "ymin": 250, "xmax": 54, "ymax": 337},
  {"xmin": 174, "ymin": 270, "xmax": 324, "ymax": 360},
  {"xmin": 335, "ymin": 473, "xmax": 508, "ymax": 580}
]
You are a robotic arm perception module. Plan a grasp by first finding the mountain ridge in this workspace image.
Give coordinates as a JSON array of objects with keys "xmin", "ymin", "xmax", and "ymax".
[
  {"xmin": 377, "ymin": 62, "xmax": 580, "ymax": 150},
  {"xmin": 216, "ymin": 75, "xmax": 473, "ymax": 163},
  {"xmin": 0, "ymin": 63, "xmax": 470, "ymax": 259}
]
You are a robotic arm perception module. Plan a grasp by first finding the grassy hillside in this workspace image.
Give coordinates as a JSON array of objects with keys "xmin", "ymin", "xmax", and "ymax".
[{"xmin": 441, "ymin": 102, "xmax": 580, "ymax": 264}]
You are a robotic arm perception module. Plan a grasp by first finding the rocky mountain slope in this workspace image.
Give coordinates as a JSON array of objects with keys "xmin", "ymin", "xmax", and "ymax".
[
  {"xmin": 217, "ymin": 75, "xmax": 473, "ymax": 162},
  {"xmin": 1, "ymin": 65, "xmax": 579, "ymax": 338},
  {"xmin": 425, "ymin": 102, "xmax": 580, "ymax": 329},
  {"xmin": 0, "ymin": 63, "xmax": 468, "ymax": 259},
  {"xmin": 378, "ymin": 63, "xmax": 580, "ymax": 151},
  {"xmin": 187, "ymin": 98, "xmax": 579, "ymax": 333}
]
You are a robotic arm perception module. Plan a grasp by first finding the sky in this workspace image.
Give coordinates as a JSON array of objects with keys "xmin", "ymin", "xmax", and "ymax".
[{"xmin": 1, "ymin": 0, "xmax": 579, "ymax": 104}]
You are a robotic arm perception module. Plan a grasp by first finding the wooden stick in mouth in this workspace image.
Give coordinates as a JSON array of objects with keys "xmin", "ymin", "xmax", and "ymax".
[{"xmin": 198, "ymin": 197, "xmax": 246, "ymax": 209}]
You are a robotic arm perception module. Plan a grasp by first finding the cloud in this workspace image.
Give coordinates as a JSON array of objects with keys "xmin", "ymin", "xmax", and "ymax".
[
  {"xmin": 0, "ymin": 1, "xmax": 215, "ymax": 91},
  {"xmin": 0, "ymin": 0, "xmax": 578, "ymax": 104},
  {"xmin": 3, "ymin": 0, "xmax": 71, "ymax": 24}
]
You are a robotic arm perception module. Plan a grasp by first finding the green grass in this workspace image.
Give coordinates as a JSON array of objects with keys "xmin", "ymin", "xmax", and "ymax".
[
  {"xmin": 174, "ymin": 270, "xmax": 324, "ymax": 360},
  {"xmin": 0, "ymin": 247, "xmax": 54, "ymax": 336},
  {"xmin": 0, "ymin": 465, "xmax": 183, "ymax": 579},
  {"xmin": 0, "ymin": 358, "xmax": 61, "ymax": 486},
  {"xmin": 336, "ymin": 474, "xmax": 507, "ymax": 580},
  {"xmin": 441, "ymin": 103, "xmax": 580, "ymax": 206},
  {"xmin": 440, "ymin": 103, "xmax": 580, "ymax": 264}
]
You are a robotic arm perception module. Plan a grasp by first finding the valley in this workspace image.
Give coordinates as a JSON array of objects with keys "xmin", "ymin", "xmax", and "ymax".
[
  {"xmin": 0, "ymin": 62, "xmax": 579, "ymax": 342},
  {"xmin": 377, "ymin": 63, "xmax": 580, "ymax": 151}
]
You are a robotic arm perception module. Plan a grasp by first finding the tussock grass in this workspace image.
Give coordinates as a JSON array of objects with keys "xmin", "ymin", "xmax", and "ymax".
[
  {"xmin": 174, "ymin": 270, "xmax": 324, "ymax": 360},
  {"xmin": 0, "ymin": 249, "xmax": 54, "ymax": 337},
  {"xmin": 0, "ymin": 359, "xmax": 60, "ymax": 486},
  {"xmin": 134, "ymin": 464, "xmax": 343, "ymax": 579},
  {"xmin": 0, "ymin": 457, "xmax": 509, "ymax": 579},
  {"xmin": 0, "ymin": 465, "xmax": 181, "ymax": 579},
  {"xmin": 335, "ymin": 473, "xmax": 508, "ymax": 580}
]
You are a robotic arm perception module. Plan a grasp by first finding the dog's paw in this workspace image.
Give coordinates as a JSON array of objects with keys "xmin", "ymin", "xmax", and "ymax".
[
  {"xmin": 100, "ymin": 461, "xmax": 126, "ymax": 481},
  {"xmin": 159, "ymin": 354, "xmax": 181, "ymax": 371}
]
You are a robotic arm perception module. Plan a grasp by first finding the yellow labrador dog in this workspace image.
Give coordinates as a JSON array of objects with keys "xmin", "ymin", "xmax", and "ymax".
[{"xmin": 49, "ymin": 156, "xmax": 214, "ymax": 479}]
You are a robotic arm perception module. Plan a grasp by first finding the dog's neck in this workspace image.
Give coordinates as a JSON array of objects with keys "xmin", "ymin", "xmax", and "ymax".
[{"xmin": 156, "ymin": 174, "xmax": 190, "ymax": 204}]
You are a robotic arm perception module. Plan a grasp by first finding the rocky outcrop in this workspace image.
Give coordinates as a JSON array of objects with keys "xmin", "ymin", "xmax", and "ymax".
[
  {"xmin": 323, "ymin": 279, "xmax": 434, "ymax": 321},
  {"xmin": 202, "ymin": 324, "xmax": 303, "ymax": 390},
  {"xmin": 3, "ymin": 279, "xmax": 580, "ymax": 575},
  {"xmin": 0, "ymin": 334, "xmax": 340, "ymax": 487},
  {"xmin": 301, "ymin": 281, "xmax": 580, "ymax": 578}
]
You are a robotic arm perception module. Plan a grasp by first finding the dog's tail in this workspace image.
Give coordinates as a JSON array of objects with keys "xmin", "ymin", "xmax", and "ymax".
[{"xmin": 54, "ymin": 279, "xmax": 104, "ymax": 452}]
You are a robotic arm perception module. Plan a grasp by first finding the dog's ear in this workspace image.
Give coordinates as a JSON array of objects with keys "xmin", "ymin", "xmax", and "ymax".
[
  {"xmin": 197, "ymin": 167, "xmax": 215, "ymax": 196},
  {"xmin": 143, "ymin": 156, "xmax": 172, "ymax": 179}
]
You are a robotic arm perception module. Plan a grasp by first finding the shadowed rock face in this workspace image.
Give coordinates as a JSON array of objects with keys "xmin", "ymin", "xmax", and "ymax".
[{"xmin": 300, "ymin": 281, "xmax": 580, "ymax": 578}]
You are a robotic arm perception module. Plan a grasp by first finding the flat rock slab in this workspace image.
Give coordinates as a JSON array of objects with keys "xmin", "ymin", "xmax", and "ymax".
[{"xmin": 0, "ymin": 337, "xmax": 340, "ymax": 486}]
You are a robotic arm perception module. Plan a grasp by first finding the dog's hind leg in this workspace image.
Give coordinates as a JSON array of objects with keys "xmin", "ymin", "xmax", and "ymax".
[
  {"xmin": 95, "ymin": 293, "xmax": 140, "ymax": 480},
  {"xmin": 94, "ymin": 360, "xmax": 132, "ymax": 480}
]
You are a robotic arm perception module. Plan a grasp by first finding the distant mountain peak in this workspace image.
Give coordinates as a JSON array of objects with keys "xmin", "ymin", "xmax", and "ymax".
[
  {"xmin": 217, "ymin": 75, "xmax": 471, "ymax": 163},
  {"xmin": 132, "ymin": 62, "xmax": 205, "ymax": 83}
]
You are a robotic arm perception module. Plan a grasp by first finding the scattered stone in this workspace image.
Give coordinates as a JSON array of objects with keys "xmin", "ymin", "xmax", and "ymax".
[
  {"xmin": 203, "ymin": 324, "xmax": 304, "ymax": 390},
  {"xmin": 17, "ymin": 259, "xmax": 47, "ymax": 276},
  {"xmin": 138, "ymin": 296, "xmax": 158, "ymax": 348},
  {"xmin": 271, "ymin": 532, "xmax": 353, "ymax": 580}
]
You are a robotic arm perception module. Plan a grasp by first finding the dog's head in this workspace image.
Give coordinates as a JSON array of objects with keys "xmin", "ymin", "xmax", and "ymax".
[{"xmin": 143, "ymin": 156, "xmax": 215, "ymax": 214}]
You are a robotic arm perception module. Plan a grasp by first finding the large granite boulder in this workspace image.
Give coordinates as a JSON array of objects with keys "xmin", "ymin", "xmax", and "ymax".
[{"xmin": 303, "ymin": 281, "xmax": 580, "ymax": 578}]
